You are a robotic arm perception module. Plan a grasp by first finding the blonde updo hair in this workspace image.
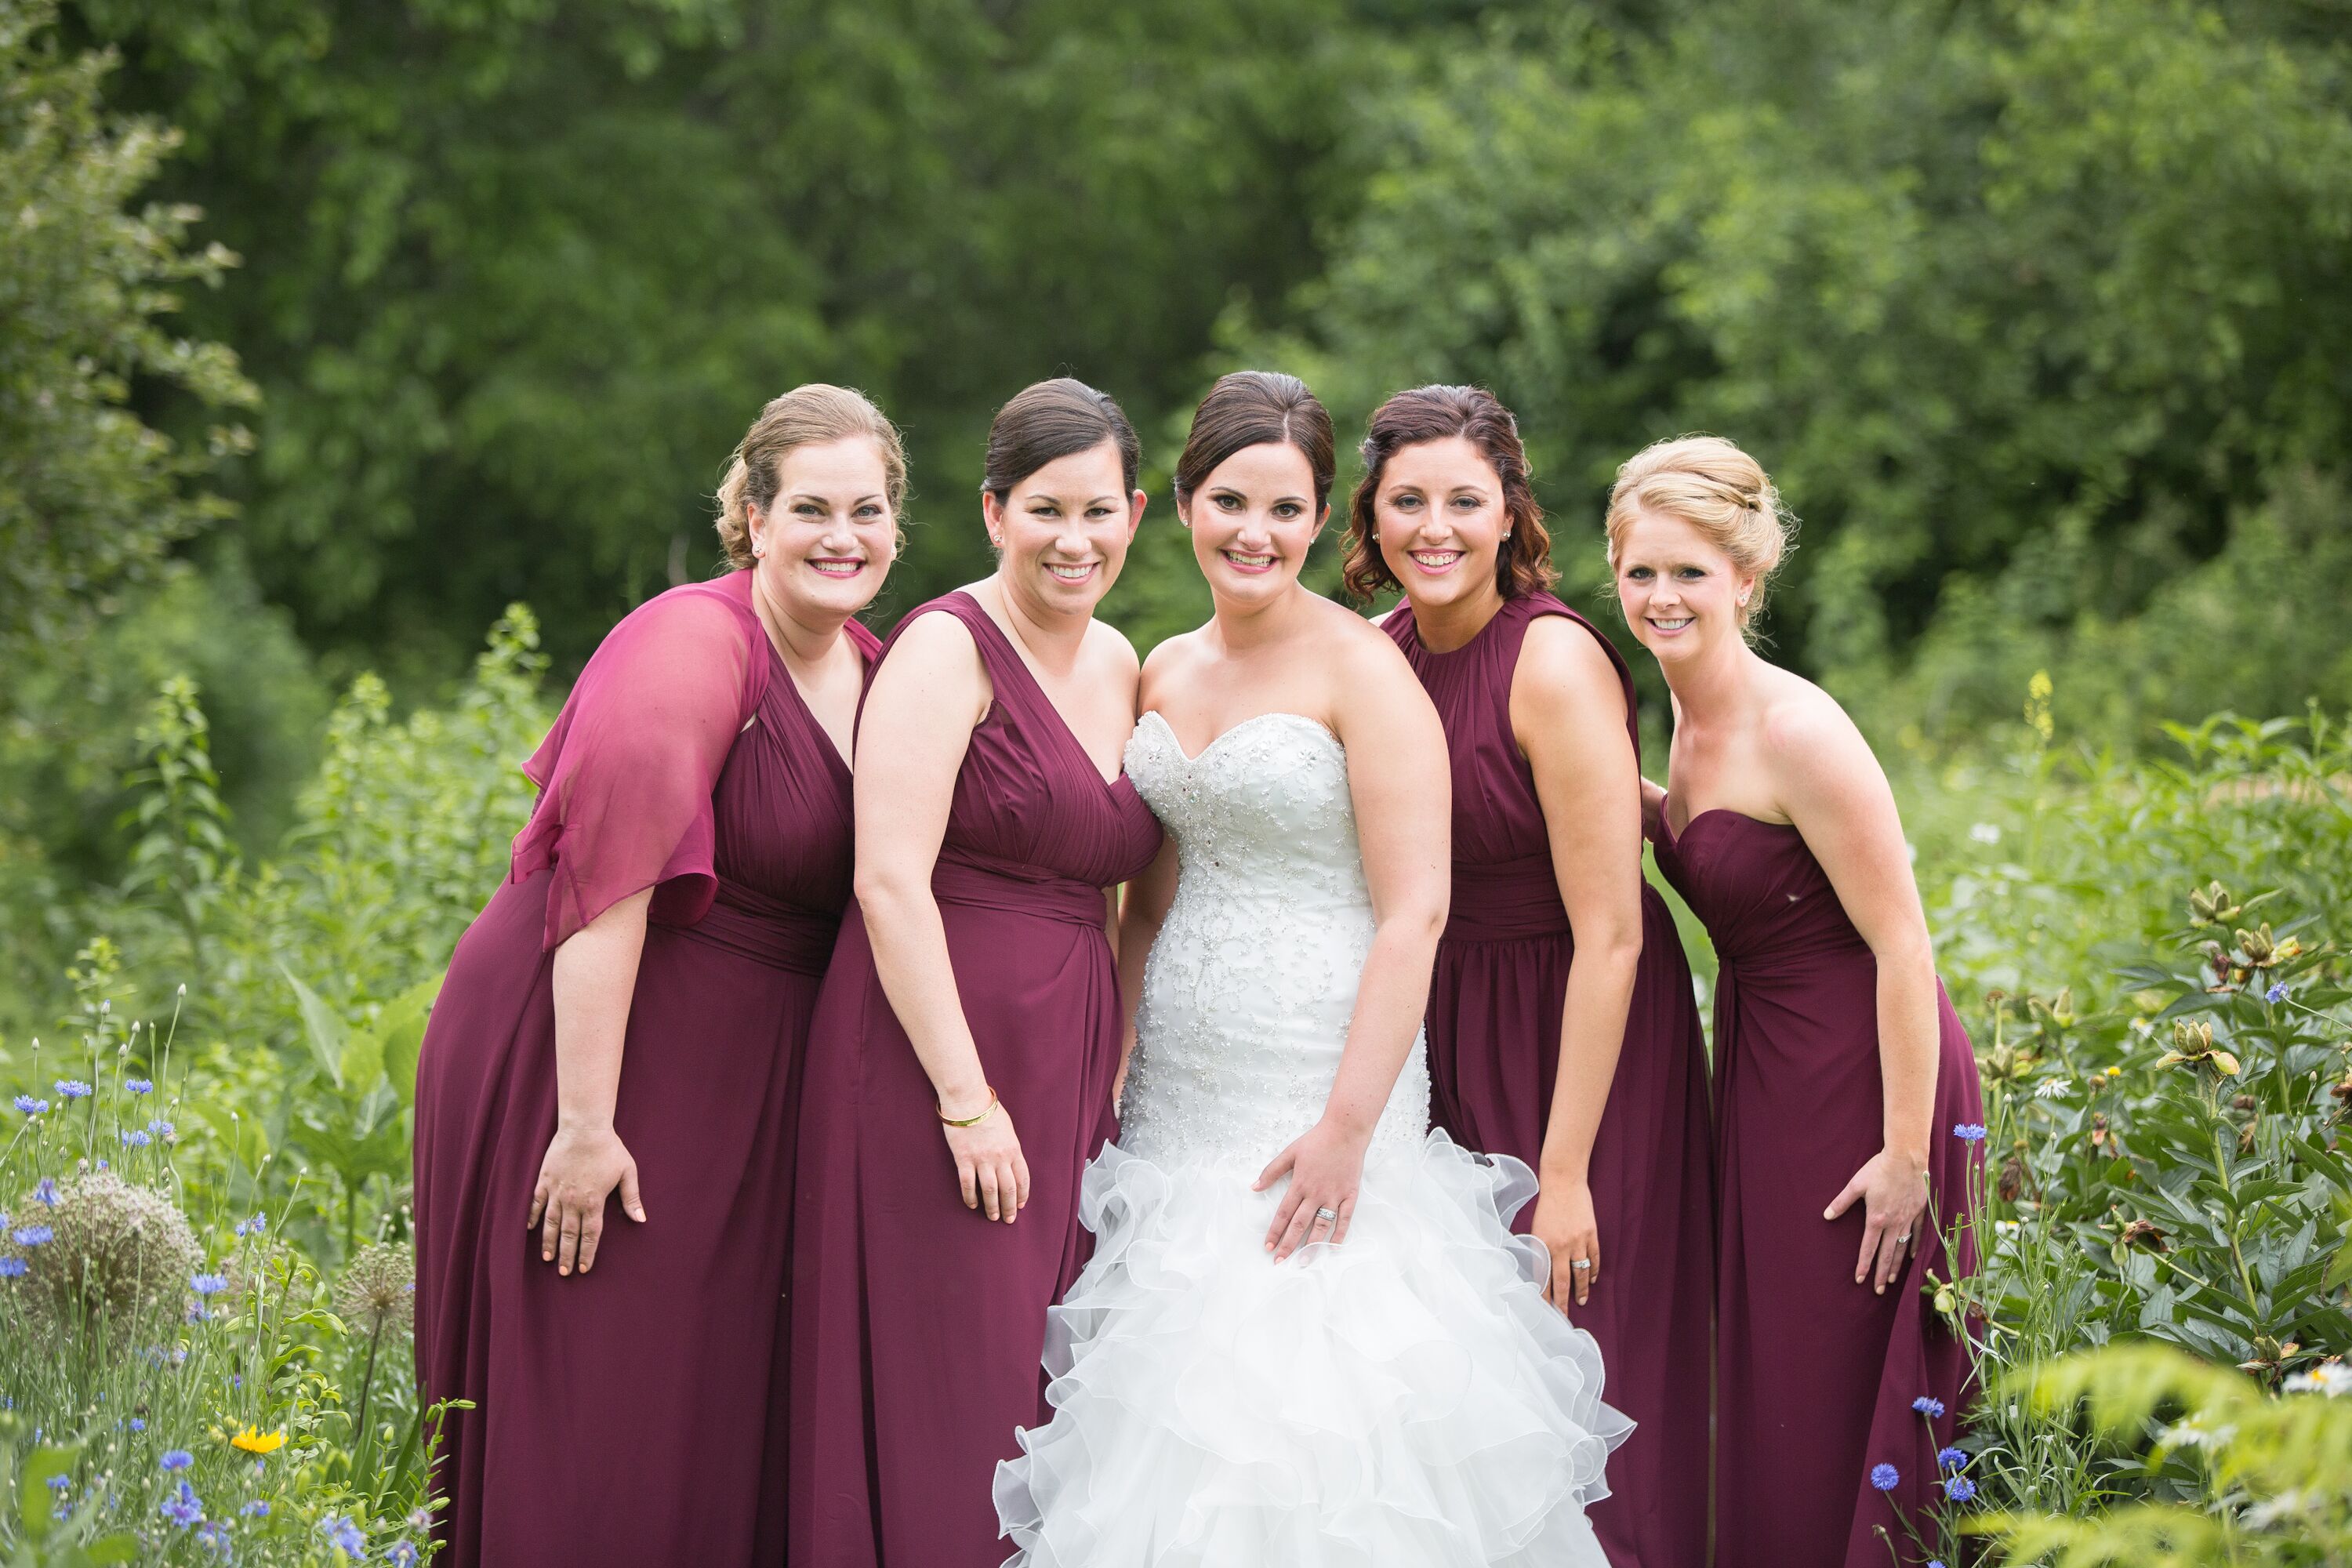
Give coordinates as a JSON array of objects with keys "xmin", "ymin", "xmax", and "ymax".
[
  {"xmin": 714, "ymin": 384, "xmax": 908, "ymax": 569},
  {"xmin": 1605, "ymin": 434, "xmax": 1794, "ymax": 631}
]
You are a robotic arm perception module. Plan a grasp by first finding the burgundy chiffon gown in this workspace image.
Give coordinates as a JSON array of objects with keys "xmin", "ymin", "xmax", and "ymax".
[
  {"xmin": 412, "ymin": 570, "xmax": 877, "ymax": 1567},
  {"xmin": 1652, "ymin": 804, "xmax": 1983, "ymax": 1568},
  {"xmin": 1387, "ymin": 592, "xmax": 1714, "ymax": 1568},
  {"xmin": 788, "ymin": 590, "xmax": 1163, "ymax": 1568}
]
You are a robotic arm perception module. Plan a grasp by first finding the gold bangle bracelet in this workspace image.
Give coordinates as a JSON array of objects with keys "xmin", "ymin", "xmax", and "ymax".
[{"xmin": 938, "ymin": 1087, "xmax": 998, "ymax": 1128}]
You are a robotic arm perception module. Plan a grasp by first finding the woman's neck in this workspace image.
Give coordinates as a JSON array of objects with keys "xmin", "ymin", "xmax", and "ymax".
[
  {"xmin": 1210, "ymin": 575, "xmax": 1316, "ymax": 655},
  {"xmin": 1659, "ymin": 633, "xmax": 1762, "ymax": 731},
  {"xmin": 1406, "ymin": 582, "xmax": 1508, "ymax": 654},
  {"xmin": 750, "ymin": 568, "xmax": 851, "ymax": 672},
  {"xmin": 990, "ymin": 571, "xmax": 1092, "ymax": 674}
]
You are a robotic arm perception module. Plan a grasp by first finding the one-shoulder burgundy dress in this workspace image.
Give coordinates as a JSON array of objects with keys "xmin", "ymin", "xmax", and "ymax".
[
  {"xmin": 1652, "ymin": 804, "xmax": 1982, "ymax": 1568},
  {"xmin": 413, "ymin": 570, "xmax": 878, "ymax": 1566},
  {"xmin": 1387, "ymin": 592, "xmax": 1714, "ymax": 1568},
  {"xmin": 787, "ymin": 590, "xmax": 1163, "ymax": 1568}
]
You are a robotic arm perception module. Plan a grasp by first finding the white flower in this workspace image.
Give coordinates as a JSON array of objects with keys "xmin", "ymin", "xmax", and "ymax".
[
  {"xmin": 2160, "ymin": 1414, "xmax": 2236, "ymax": 1450},
  {"xmin": 2284, "ymin": 1361, "xmax": 2351, "ymax": 1398},
  {"xmin": 2035, "ymin": 1076, "xmax": 2074, "ymax": 1100},
  {"xmin": 1969, "ymin": 822, "xmax": 2002, "ymax": 845}
]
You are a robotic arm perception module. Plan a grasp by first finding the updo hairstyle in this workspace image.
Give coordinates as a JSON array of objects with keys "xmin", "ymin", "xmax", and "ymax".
[
  {"xmin": 714, "ymin": 384, "xmax": 908, "ymax": 570},
  {"xmin": 1341, "ymin": 384, "xmax": 1556, "ymax": 601},
  {"xmin": 981, "ymin": 378, "xmax": 1140, "ymax": 503},
  {"xmin": 1172, "ymin": 371, "xmax": 1336, "ymax": 514},
  {"xmin": 1604, "ymin": 435, "xmax": 1793, "ymax": 630}
]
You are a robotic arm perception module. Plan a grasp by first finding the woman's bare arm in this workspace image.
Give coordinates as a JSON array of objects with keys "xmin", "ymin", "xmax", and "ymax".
[{"xmin": 531, "ymin": 887, "xmax": 654, "ymax": 1276}]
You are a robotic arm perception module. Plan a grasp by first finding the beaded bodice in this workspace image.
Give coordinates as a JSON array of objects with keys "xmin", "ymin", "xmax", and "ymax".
[{"xmin": 1118, "ymin": 711, "xmax": 1431, "ymax": 1167}]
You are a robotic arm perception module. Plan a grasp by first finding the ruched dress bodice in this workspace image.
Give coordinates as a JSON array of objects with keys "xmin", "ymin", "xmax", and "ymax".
[{"xmin": 1119, "ymin": 711, "xmax": 1429, "ymax": 1168}]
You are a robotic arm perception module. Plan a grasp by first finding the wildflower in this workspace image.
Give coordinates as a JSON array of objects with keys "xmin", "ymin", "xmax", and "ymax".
[
  {"xmin": 1968, "ymin": 822, "xmax": 2000, "ymax": 844},
  {"xmin": 230, "ymin": 1425, "xmax": 285, "ymax": 1454},
  {"xmin": 125, "ymin": 1078, "xmax": 153, "ymax": 1095},
  {"xmin": 34, "ymin": 1178, "xmax": 58, "ymax": 1206},
  {"xmin": 191, "ymin": 1272, "xmax": 229, "ymax": 1297},
  {"xmin": 196, "ymin": 1519, "xmax": 232, "ymax": 1555},
  {"xmin": 8, "ymin": 1171, "xmax": 202, "ymax": 1330},
  {"xmin": 2034, "ymin": 1076, "xmax": 2072, "ymax": 1100},
  {"xmin": 1943, "ymin": 1474, "xmax": 1976, "ymax": 1503},
  {"xmin": 13, "ymin": 1095, "xmax": 45, "ymax": 1114},
  {"xmin": 0, "ymin": 1258, "xmax": 25, "ymax": 1279},
  {"xmin": 2103, "ymin": 1064, "xmax": 2122, "ymax": 1078},
  {"xmin": 241, "ymin": 1500, "xmax": 270, "ymax": 1518},
  {"xmin": 2266, "ymin": 980, "xmax": 2289, "ymax": 1004},
  {"xmin": 13, "ymin": 1225, "xmax": 53, "ymax": 1247},
  {"xmin": 1937, "ymin": 1446, "xmax": 1969, "ymax": 1472},
  {"xmin": 1952, "ymin": 1124, "xmax": 1987, "ymax": 1143},
  {"xmin": 1911, "ymin": 1396, "xmax": 1946, "ymax": 1418},
  {"xmin": 321, "ymin": 1513, "xmax": 367, "ymax": 1555},
  {"xmin": 159, "ymin": 1479, "xmax": 202, "ymax": 1528},
  {"xmin": 2119, "ymin": 1218, "xmax": 2170, "ymax": 1252},
  {"xmin": 2189, "ymin": 880, "xmax": 2241, "ymax": 926},
  {"xmin": 150, "ymin": 1119, "xmax": 175, "ymax": 1139},
  {"xmin": 336, "ymin": 1240, "xmax": 418, "ymax": 1336},
  {"xmin": 387, "ymin": 1542, "xmax": 421, "ymax": 1568},
  {"xmin": 45, "ymin": 1474, "xmax": 69, "ymax": 1491},
  {"xmin": 2285, "ymin": 1361, "xmax": 2352, "ymax": 1398},
  {"xmin": 162, "ymin": 1449, "xmax": 194, "ymax": 1472},
  {"xmin": 130, "ymin": 1417, "xmax": 145, "ymax": 1432},
  {"xmin": 1869, "ymin": 1462, "xmax": 1900, "ymax": 1490},
  {"xmin": 121, "ymin": 1129, "xmax": 151, "ymax": 1148},
  {"xmin": 55, "ymin": 1080, "xmax": 91, "ymax": 1100}
]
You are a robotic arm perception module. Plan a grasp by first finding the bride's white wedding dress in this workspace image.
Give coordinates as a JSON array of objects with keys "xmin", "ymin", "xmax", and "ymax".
[{"xmin": 994, "ymin": 711, "xmax": 1630, "ymax": 1566}]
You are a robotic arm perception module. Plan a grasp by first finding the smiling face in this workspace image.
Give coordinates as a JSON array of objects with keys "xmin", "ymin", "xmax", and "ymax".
[
  {"xmin": 984, "ymin": 439, "xmax": 1143, "ymax": 619},
  {"xmin": 744, "ymin": 436, "xmax": 897, "ymax": 621},
  {"xmin": 1372, "ymin": 436, "xmax": 1512, "ymax": 618},
  {"xmin": 1179, "ymin": 441, "xmax": 1323, "ymax": 607},
  {"xmin": 1612, "ymin": 506, "xmax": 1757, "ymax": 664}
]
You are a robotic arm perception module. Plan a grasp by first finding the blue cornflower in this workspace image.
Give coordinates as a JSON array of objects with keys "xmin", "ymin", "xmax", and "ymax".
[
  {"xmin": 240, "ymin": 1500, "xmax": 270, "ymax": 1518},
  {"xmin": 191, "ymin": 1272, "xmax": 229, "ymax": 1297},
  {"xmin": 1944, "ymin": 1474, "xmax": 1977, "ymax": 1503},
  {"xmin": 13, "ymin": 1094, "xmax": 45, "ymax": 1114},
  {"xmin": 1929, "ymin": 1561, "xmax": 1948, "ymax": 1568},
  {"xmin": 387, "ymin": 1541, "xmax": 421, "ymax": 1568},
  {"xmin": 13, "ymin": 1226, "xmax": 53, "ymax": 1247},
  {"xmin": 45, "ymin": 1474, "xmax": 69, "ymax": 1490},
  {"xmin": 196, "ymin": 1518, "xmax": 232, "ymax": 1555},
  {"xmin": 150, "ymin": 1119, "xmax": 175, "ymax": 1139},
  {"xmin": 54, "ymin": 1080, "xmax": 91, "ymax": 1101},
  {"xmin": 33, "ymin": 1178, "xmax": 58, "ymax": 1207},
  {"xmin": 1911, "ymin": 1396, "xmax": 1946, "ymax": 1417},
  {"xmin": 161, "ymin": 1449, "xmax": 194, "ymax": 1472},
  {"xmin": 121, "ymin": 1129, "xmax": 151, "ymax": 1148},
  {"xmin": 321, "ymin": 1513, "xmax": 367, "ymax": 1555},
  {"xmin": 130, "ymin": 1417, "xmax": 145, "ymax": 1432},
  {"xmin": 125, "ymin": 1078, "xmax": 154, "ymax": 1095},
  {"xmin": 1953, "ymin": 1123, "xmax": 1987, "ymax": 1143},
  {"xmin": 1937, "ymin": 1446, "xmax": 1968, "ymax": 1472},
  {"xmin": 0, "ymin": 1258, "xmax": 27, "ymax": 1279},
  {"xmin": 158, "ymin": 1480, "xmax": 202, "ymax": 1528},
  {"xmin": 1870, "ymin": 1462, "xmax": 1900, "ymax": 1491},
  {"xmin": 2266, "ymin": 980, "xmax": 2289, "ymax": 1004}
]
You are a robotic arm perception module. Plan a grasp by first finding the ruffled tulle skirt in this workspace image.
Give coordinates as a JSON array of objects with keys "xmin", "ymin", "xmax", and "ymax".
[{"xmin": 993, "ymin": 1130, "xmax": 1632, "ymax": 1566}]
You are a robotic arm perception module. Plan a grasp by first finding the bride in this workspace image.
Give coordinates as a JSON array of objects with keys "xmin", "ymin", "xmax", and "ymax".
[{"xmin": 995, "ymin": 372, "xmax": 1628, "ymax": 1566}]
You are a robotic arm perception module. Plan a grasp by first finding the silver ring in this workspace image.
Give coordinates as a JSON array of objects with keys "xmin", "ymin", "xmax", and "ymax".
[
  {"xmin": 1312, "ymin": 1207, "xmax": 1338, "ymax": 1224},
  {"xmin": 1571, "ymin": 1259, "xmax": 1592, "ymax": 1271},
  {"xmin": 1896, "ymin": 1232, "xmax": 1912, "ymax": 1245}
]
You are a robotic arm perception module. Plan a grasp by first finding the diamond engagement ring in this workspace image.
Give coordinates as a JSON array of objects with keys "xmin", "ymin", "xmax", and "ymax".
[
  {"xmin": 1313, "ymin": 1207, "xmax": 1338, "ymax": 1224},
  {"xmin": 1571, "ymin": 1259, "xmax": 1592, "ymax": 1271},
  {"xmin": 1896, "ymin": 1232, "xmax": 1912, "ymax": 1245}
]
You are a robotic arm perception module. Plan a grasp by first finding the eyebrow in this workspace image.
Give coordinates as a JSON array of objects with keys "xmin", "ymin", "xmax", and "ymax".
[
  {"xmin": 786, "ymin": 492, "xmax": 884, "ymax": 506},
  {"xmin": 1210, "ymin": 485, "xmax": 1309, "ymax": 504}
]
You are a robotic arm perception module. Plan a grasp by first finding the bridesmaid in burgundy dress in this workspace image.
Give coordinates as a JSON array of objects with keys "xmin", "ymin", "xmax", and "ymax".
[
  {"xmin": 412, "ymin": 386, "xmax": 902, "ymax": 1567},
  {"xmin": 1359, "ymin": 386, "xmax": 1713, "ymax": 1568},
  {"xmin": 788, "ymin": 379, "xmax": 1163, "ymax": 1567},
  {"xmin": 1613, "ymin": 436, "xmax": 1983, "ymax": 1567}
]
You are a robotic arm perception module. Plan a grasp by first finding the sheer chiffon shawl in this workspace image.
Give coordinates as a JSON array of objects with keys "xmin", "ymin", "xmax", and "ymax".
[{"xmin": 510, "ymin": 575, "xmax": 768, "ymax": 949}]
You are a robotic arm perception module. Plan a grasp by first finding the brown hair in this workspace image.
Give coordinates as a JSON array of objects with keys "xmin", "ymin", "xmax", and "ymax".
[
  {"xmin": 1173, "ymin": 371, "xmax": 1337, "ymax": 514},
  {"xmin": 1605, "ymin": 434, "xmax": 1793, "ymax": 632},
  {"xmin": 980, "ymin": 378, "xmax": 1139, "ymax": 503},
  {"xmin": 714, "ymin": 384, "xmax": 907, "ymax": 570},
  {"xmin": 1341, "ymin": 384, "xmax": 1555, "ymax": 601}
]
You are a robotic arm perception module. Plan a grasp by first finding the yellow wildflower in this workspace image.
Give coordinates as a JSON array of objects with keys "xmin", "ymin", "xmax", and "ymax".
[{"xmin": 230, "ymin": 1425, "xmax": 286, "ymax": 1454}]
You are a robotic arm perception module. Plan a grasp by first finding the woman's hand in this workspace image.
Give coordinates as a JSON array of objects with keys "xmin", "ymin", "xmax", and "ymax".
[
  {"xmin": 942, "ymin": 1094, "xmax": 1030, "ymax": 1224},
  {"xmin": 1824, "ymin": 1145, "xmax": 1930, "ymax": 1293},
  {"xmin": 1531, "ymin": 1178, "xmax": 1601, "ymax": 1312},
  {"xmin": 1256, "ymin": 1118, "xmax": 1372, "ymax": 1261},
  {"xmin": 1639, "ymin": 776, "xmax": 1668, "ymax": 842},
  {"xmin": 528, "ymin": 1123, "xmax": 646, "ymax": 1276}
]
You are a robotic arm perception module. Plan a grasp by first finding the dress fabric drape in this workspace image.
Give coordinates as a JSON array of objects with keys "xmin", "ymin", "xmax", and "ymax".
[
  {"xmin": 1653, "ymin": 806, "xmax": 1982, "ymax": 1568},
  {"xmin": 1387, "ymin": 592, "xmax": 1714, "ymax": 1568},
  {"xmin": 787, "ymin": 591, "xmax": 1163, "ymax": 1568},
  {"xmin": 414, "ymin": 570, "xmax": 877, "ymax": 1567}
]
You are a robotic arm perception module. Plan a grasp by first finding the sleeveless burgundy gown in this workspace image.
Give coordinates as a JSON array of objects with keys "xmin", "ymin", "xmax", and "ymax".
[
  {"xmin": 1652, "ymin": 804, "xmax": 1982, "ymax": 1568},
  {"xmin": 1387, "ymin": 592, "xmax": 1713, "ymax": 1568},
  {"xmin": 788, "ymin": 590, "xmax": 1163, "ymax": 1568},
  {"xmin": 413, "ymin": 570, "xmax": 878, "ymax": 1566}
]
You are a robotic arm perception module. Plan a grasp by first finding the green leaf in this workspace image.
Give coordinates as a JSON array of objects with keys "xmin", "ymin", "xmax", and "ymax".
[
  {"xmin": 281, "ymin": 963, "xmax": 349, "ymax": 1090},
  {"xmin": 377, "ymin": 973, "xmax": 443, "ymax": 1105}
]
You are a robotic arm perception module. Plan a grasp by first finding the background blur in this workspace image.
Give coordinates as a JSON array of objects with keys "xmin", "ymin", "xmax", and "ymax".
[{"xmin": 7, "ymin": 0, "xmax": 2351, "ymax": 1010}]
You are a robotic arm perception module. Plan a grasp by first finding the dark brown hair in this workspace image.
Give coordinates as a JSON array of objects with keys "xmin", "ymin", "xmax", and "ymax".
[
  {"xmin": 1173, "ymin": 371, "xmax": 1337, "ymax": 514},
  {"xmin": 980, "ymin": 378, "xmax": 1139, "ymax": 503},
  {"xmin": 1341, "ymin": 384, "xmax": 1557, "ymax": 601}
]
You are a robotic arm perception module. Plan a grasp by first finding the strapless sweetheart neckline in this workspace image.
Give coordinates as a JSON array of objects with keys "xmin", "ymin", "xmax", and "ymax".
[{"xmin": 1137, "ymin": 706, "xmax": 1341, "ymax": 766}]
